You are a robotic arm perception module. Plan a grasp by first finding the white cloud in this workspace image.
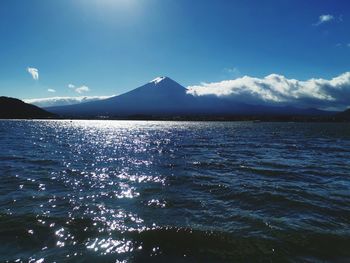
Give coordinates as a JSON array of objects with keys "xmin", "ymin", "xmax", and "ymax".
[
  {"xmin": 27, "ymin": 67, "xmax": 39, "ymax": 80},
  {"xmin": 186, "ymin": 72, "xmax": 350, "ymax": 110},
  {"xmin": 47, "ymin": 88, "xmax": 56, "ymax": 93},
  {"xmin": 75, "ymin": 85, "xmax": 90, "ymax": 94},
  {"xmin": 68, "ymin": 83, "xmax": 90, "ymax": 93},
  {"xmin": 24, "ymin": 95, "xmax": 114, "ymax": 108},
  {"xmin": 319, "ymin": 14, "xmax": 334, "ymax": 22},
  {"xmin": 314, "ymin": 14, "xmax": 334, "ymax": 26}
]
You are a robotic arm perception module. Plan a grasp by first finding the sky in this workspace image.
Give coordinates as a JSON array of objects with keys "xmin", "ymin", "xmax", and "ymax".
[{"xmin": 0, "ymin": 0, "xmax": 349, "ymax": 109}]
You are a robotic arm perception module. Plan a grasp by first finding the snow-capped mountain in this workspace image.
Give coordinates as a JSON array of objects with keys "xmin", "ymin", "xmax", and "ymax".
[
  {"xmin": 46, "ymin": 77, "xmax": 331, "ymax": 117},
  {"xmin": 47, "ymin": 77, "xmax": 197, "ymax": 116}
]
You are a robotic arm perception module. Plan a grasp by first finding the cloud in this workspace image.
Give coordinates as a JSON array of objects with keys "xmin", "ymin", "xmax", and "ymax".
[
  {"xmin": 24, "ymin": 95, "xmax": 115, "ymax": 108},
  {"xmin": 335, "ymin": 43, "xmax": 350, "ymax": 48},
  {"xmin": 224, "ymin": 67, "xmax": 241, "ymax": 77},
  {"xmin": 314, "ymin": 14, "xmax": 334, "ymax": 25},
  {"xmin": 68, "ymin": 83, "xmax": 90, "ymax": 93},
  {"xmin": 75, "ymin": 85, "xmax": 90, "ymax": 94},
  {"xmin": 47, "ymin": 88, "xmax": 56, "ymax": 93},
  {"xmin": 186, "ymin": 72, "xmax": 350, "ymax": 110},
  {"xmin": 27, "ymin": 67, "xmax": 39, "ymax": 80}
]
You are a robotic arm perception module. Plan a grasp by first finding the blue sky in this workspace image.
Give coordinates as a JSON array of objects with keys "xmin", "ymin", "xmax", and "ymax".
[{"xmin": 0, "ymin": 0, "xmax": 349, "ymax": 103}]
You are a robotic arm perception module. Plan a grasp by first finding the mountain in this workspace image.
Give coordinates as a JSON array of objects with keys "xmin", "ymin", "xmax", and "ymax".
[
  {"xmin": 47, "ymin": 77, "xmax": 201, "ymax": 116},
  {"xmin": 0, "ymin": 96, "xmax": 56, "ymax": 119},
  {"xmin": 47, "ymin": 77, "xmax": 333, "ymax": 118}
]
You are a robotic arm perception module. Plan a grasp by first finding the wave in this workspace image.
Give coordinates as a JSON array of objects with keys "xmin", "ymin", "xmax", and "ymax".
[{"xmin": 1, "ymin": 214, "xmax": 350, "ymax": 262}]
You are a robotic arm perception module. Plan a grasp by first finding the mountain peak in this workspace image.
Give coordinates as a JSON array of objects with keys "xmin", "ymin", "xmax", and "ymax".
[{"xmin": 149, "ymin": 76, "xmax": 168, "ymax": 84}]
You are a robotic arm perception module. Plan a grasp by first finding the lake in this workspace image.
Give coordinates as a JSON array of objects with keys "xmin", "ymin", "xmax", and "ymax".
[{"xmin": 1, "ymin": 120, "xmax": 350, "ymax": 262}]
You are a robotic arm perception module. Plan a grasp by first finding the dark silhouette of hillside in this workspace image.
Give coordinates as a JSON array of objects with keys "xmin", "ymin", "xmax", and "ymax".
[
  {"xmin": 336, "ymin": 108, "xmax": 350, "ymax": 121},
  {"xmin": 0, "ymin": 96, "xmax": 56, "ymax": 119}
]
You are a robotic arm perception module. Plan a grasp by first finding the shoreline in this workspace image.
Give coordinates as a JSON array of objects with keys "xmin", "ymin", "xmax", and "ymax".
[{"xmin": 1, "ymin": 116, "xmax": 349, "ymax": 123}]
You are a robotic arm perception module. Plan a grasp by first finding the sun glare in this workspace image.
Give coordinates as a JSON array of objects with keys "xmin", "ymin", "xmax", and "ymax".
[
  {"xmin": 92, "ymin": 0, "xmax": 136, "ymax": 9},
  {"xmin": 78, "ymin": 0, "xmax": 140, "ymax": 20}
]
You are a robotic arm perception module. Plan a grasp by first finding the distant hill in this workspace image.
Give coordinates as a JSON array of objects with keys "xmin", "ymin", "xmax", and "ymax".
[
  {"xmin": 336, "ymin": 108, "xmax": 350, "ymax": 121},
  {"xmin": 0, "ymin": 96, "xmax": 56, "ymax": 119},
  {"xmin": 47, "ymin": 77, "xmax": 334, "ymax": 118}
]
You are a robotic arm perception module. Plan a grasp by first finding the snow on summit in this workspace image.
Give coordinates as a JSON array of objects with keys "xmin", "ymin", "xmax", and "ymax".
[{"xmin": 150, "ymin": 77, "xmax": 166, "ymax": 84}]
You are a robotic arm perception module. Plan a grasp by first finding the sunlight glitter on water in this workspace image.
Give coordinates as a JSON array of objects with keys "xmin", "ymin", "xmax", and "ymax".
[
  {"xmin": 1, "ymin": 120, "xmax": 350, "ymax": 262},
  {"xmin": 86, "ymin": 238, "xmax": 140, "ymax": 256}
]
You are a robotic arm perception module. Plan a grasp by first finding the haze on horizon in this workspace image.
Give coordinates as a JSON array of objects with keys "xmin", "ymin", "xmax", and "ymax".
[{"xmin": 0, "ymin": 0, "xmax": 349, "ymax": 110}]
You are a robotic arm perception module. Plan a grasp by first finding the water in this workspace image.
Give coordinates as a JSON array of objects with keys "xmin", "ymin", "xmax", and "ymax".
[{"xmin": 1, "ymin": 120, "xmax": 350, "ymax": 262}]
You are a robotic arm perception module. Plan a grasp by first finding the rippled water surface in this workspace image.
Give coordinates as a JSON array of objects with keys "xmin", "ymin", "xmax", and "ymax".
[{"xmin": 1, "ymin": 120, "xmax": 350, "ymax": 262}]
